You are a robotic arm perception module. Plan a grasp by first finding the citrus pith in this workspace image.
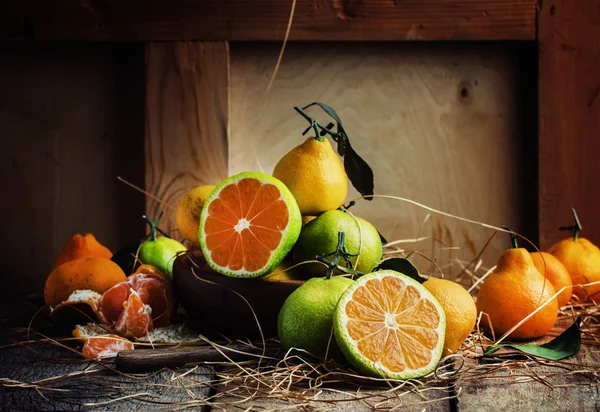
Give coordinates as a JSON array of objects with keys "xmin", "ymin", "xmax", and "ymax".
[
  {"xmin": 334, "ymin": 270, "xmax": 446, "ymax": 380},
  {"xmin": 199, "ymin": 172, "xmax": 302, "ymax": 278}
]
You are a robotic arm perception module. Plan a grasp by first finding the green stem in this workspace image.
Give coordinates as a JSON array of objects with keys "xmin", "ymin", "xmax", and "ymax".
[
  {"xmin": 142, "ymin": 212, "xmax": 170, "ymax": 240},
  {"xmin": 559, "ymin": 206, "xmax": 582, "ymax": 241},
  {"xmin": 294, "ymin": 106, "xmax": 344, "ymax": 141},
  {"xmin": 502, "ymin": 226, "xmax": 519, "ymax": 249},
  {"xmin": 316, "ymin": 231, "xmax": 363, "ymax": 279}
]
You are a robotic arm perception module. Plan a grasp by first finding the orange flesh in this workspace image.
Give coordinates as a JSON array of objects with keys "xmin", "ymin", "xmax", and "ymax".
[
  {"xmin": 345, "ymin": 276, "xmax": 441, "ymax": 373},
  {"xmin": 82, "ymin": 335, "xmax": 134, "ymax": 359},
  {"xmin": 204, "ymin": 178, "xmax": 289, "ymax": 272}
]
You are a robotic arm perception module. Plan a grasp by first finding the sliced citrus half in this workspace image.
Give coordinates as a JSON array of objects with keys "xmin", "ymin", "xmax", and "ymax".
[
  {"xmin": 334, "ymin": 270, "xmax": 446, "ymax": 380},
  {"xmin": 199, "ymin": 172, "xmax": 302, "ymax": 278}
]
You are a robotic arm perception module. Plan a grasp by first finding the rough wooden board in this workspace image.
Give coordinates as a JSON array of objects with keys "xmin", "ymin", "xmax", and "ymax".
[
  {"xmin": 1, "ymin": 0, "xmax": 536, "ymax": 41},
  {"xmin": 0, "ymin": 341, "xmax": 216, "ymax": 411},
  {"xmin": 0, "ymin": 303, "xmax": 216, "ymax": 412},
  {"xmin": 230, "ymin": 42, "xmax": 531, "ymax": 279},
  {"xmin": 456, "ymin": 342, "xmax": 600, "ymax": 411},
  {"xmin": 212, "ymin": 384, "xmax": 452, "ymax": 411},
  {"xmin": 0, "ymin": 43, "xmax": 146, "ymax": 301},
  {"xmin": 145, "ymin": 42, "xmax": 229, "ymax": 238},
  {"xmin": 538, "ymin": 0, "xmax": 600, "ymax": 249}
]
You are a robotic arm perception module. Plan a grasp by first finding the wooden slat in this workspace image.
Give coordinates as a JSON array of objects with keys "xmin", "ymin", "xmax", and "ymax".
[
  {"xmin": 2, "ymin": 0, "xmax": 536, "ymax": 41},
  {"xmin": 538, "ymin": 1, "xmax": 600, "ymax": 249},
  {"xmin": 229, "ymin": 42, "xmax": 530, "ymax": 278},
  {"xmin": 456, "ymin": 320, "xmax": 600, "ymax": 410},
  {"xmin": 0, "ymin": 43, "xmax": 146, "ymax": 301},
  {"xmin": 145, "ymin": 42, "xmax": 229, "ymax": 237}
]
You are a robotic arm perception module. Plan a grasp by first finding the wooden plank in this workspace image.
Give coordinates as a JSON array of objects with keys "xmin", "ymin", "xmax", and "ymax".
[
  {"xmin": 456, "ymin": 323, "xmax": 600, "ymax": 410},
  {"xmin": 145, "ymin": 42, "xmax": 229, "ymax": 237},
  {"xmin": 0, "ymin": 43, "xmax": 146, "ymax": 301},
  {"xmin": 0, "ymin": 337, "xmax": 215, "ymax": 410},
  {"xmin": 538, "ymin": 0, "xmax": 600, "ymax": 249},
  {"xmin": 1, "ymin": 0, "xmax": 536, "ymax": 41},
  {"xmin": 229, "ymin": 42, "xmax": 533, "ymax": 280}
]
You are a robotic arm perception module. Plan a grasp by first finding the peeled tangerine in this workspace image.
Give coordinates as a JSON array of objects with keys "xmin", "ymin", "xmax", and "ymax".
[
  {"xmin": 477, "ymin": 248, "xmax": 558, "ymax": 340},
  {"xmin": 98, "ymin": 265, "xmax": 175, "ymax": 339}
]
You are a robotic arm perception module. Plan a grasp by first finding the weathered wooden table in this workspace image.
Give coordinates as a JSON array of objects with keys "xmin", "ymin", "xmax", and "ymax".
[{"xmin": 2, "ymin": 299, "xmax": 598, "ymax": 411}]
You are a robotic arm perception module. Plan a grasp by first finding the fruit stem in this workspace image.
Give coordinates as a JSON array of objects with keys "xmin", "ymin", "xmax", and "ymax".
[
  {"xmin": 559, "ymin": 206, "xmax": 582, "ymax": 241},
  {"xmin": 294, "ymin": 106, "xmax": 344, "ymax": 142},
  {"xmin": 502, "ymin": 226, "xmax": 519, "ymax": 249},
  {"xmin": 316, "ymin": 231, "xmax": 362, "ymax": 279},
  {"xmin": 142, "ymin": 212, "xmax": 170, "ymax": 240}
]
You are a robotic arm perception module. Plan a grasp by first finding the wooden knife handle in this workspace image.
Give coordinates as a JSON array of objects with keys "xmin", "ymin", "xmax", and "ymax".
[{"xmin": 115, "ymin": 343, "xmax": 266, "ymax": 372}]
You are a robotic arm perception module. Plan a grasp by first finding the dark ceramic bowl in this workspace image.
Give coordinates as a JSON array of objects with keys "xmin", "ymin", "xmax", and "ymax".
[{"xmin": 173, "ymin": 251, "xmax": 304, "ymax": 338}]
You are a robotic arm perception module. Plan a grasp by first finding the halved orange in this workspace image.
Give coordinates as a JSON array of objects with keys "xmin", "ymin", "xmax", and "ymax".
[
  {"xmin": 334, "ymin": 270, "xmax": 446, "ymax": 380},
  {"xmin": 199, "ymin": 172, "xmax": 302, "ymax": 278}
]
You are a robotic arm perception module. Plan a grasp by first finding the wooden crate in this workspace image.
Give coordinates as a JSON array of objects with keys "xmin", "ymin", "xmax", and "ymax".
[{"xmin": 1, "ymin": 0, "xmax": 599, "ymax": 302}]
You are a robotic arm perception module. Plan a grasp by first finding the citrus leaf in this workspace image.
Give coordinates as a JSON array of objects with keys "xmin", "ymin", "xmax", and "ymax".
[
  {"xmin": 375, "ymin": 258, "xmax": 426, "ymax": 284},
  {"xmin": 344, "ymin": 141, "xmax": 375, "ymax": 200},
  {"xmin": 483, "ymin": 318, "xmax": 581, "ymax": 360}
]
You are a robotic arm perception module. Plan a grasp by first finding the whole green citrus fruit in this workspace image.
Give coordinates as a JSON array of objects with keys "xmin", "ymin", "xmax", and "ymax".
[
  {"xmin": 277, "ymin": 276, "xmax": 354, "ymax": 359},
  {"xmin": 139, "ymin": 237, "xmax": 187, "ymax": 280},
  {"xmin": 293, "ymin": 210, "xmax": 382, "ymax": 278}
]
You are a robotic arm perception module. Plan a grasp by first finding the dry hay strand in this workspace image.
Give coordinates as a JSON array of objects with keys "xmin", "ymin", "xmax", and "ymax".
[{"xmin": 5, "ymin": 191, "xmax": 600, "ymax": 409}]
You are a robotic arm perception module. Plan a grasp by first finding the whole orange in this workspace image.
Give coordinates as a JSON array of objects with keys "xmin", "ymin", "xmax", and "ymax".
[
  {"xmin": 548, "ymin": 237, "xmax": 600, "ymax": 302},
  {"xmin": 530, "ymin": 251, "xmax": 573, "ymax": 307},
  {"xmin": 423, "ymin": 278, "xmax": 477, "ymax": 356},
  {"xmin": 476, "ymin": 248, "xmax": 558, "ymax": 340},
  {"xmin": 55, "ymin": 233, "xmax": 113, "ymax": 268},
  {"xmin": 44, "ymin": 256, "xmax": 127, "ymax": 307}
]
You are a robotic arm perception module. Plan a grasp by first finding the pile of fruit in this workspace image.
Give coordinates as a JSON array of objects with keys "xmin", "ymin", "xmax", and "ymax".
[{"xmin": 43, "ymin": 103, "xmax": 599, "ymax": 381}]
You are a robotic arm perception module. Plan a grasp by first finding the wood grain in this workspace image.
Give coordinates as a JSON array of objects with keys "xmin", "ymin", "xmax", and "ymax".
[
  {"xmin": 230, "ymin": 42, "xmax": 531, "ymax": 280},
  {"xmin": 0, "ymin": 340, "xmax": 214, "ymax": 410},
  {"xmin": 0, "ymin": 43, "xmax": 146, "ymax": 301},
  {"xmin": 145, "ymin": 42, "xmax": 229, "ymax": 238},
  {"xmin": 1, "ymin": 0, "xmax": 536, "ymax": 41},
  {"xmin": 538, "ymin": 0, "xmax": 600, "ymax": 249},
  {"xmin": 456, "ymin": 319, "xmax": 600, "ymax": 411}
]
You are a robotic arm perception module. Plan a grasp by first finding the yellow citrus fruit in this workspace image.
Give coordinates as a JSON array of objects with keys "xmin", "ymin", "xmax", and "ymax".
[
  {"xmin": 55, "ymin": 233, "xmax": 112, "ymax": 268},
  {"xmin": 423, "ymin": 278, "xmax": 477, "ymax": 356},
  {"xmin": 548, "ymin": 237, "xmax": 600, "ymax": 302},
  {"xmin": 530, "ymin": 251, "xmax": 573, "ymax": 307},
  {"xmin": 263, "ymin": 261, "xmax": 303, "ymax": 282},
  {"xmin": 476, "ymin": 248, "xmax": 558, "ymax": 340},
  {"xmin": 302, "ymin": 216, "xmax": 317, "ymax": 226},
  {"xmin": 175, "ymin": 185, "xmax": 215, "ymax": 247},
  {"xmin": 273, "ymin": 137, "xmax": 348, "ymax": 215}
]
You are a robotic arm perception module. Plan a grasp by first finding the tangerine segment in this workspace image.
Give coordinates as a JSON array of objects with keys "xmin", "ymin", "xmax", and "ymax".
[
  {"xmin": 82, "ymin": 335, "xmax": 134, "ymax": 359},
  {"xmin": 114, "ymin": 290, "xmax": 153, "ymax": 338},
  {"xmin": 203, "ymin": 177, "xmax": 291, "ymax": 273},
  {"xmin": 334, "ymin": 270, "xmax": 446, "ymax": 380}
]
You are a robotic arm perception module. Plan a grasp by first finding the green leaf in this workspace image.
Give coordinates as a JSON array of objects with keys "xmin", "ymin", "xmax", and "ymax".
[
  {"xmin": 375, "ymin": 258, "xmax": 426, "ymax": 284},
  {"xmin": 483, "ymin": 318, "xmax": 581, "ymax": 360},
  {"xmin": 343, "ymin": 140, "xmax": 374, "ymax": 200}
]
